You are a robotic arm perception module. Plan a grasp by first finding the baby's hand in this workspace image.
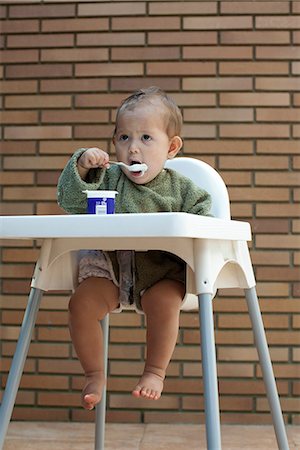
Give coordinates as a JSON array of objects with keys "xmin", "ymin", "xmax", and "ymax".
[{"xmin": 78, "ymin": 147, "xmax": 110, "ymax": 170}]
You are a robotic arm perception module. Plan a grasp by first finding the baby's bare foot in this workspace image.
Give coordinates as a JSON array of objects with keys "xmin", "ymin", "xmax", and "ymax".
[
  {"xmin": 132, "ymin": 370, "xmax": 165, "ymax": 400},
  {"xmin": 82, "ymin": 371, "xmax": 105, "ymax": 410}
]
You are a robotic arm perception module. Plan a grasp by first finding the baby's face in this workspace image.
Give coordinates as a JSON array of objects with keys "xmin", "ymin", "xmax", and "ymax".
[{"xmin": 113, "ymin": 103, "xmax": 176, "ymax": 184}]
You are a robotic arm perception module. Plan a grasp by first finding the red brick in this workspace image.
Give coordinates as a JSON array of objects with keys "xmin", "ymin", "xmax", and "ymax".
[
  {"xmin": 220, "ymin": 61, "xmax": 289, "ymax": 75},
  {"xmin": 220, "ymin": 124, "xmax": 290, "ymax": 138},
  {"xmin": 257, "ymin": 140, "xmax": 300, "ymax": 154},
  {"xmin": 257, "ymin": 267, "xmax": 300, "ymax": 282},
  {"xmin": 41, "ymin": 48, "xmax": 108, "ymax": 62},
  {"xmin": 172, "ymin": 93, "xmax": 216, "ymax": 106},
  {"xmin": 187, "ymin": 140, "xmax": 253, "ymax": 155},
  {"xmin": 111, "ymin": 77, "xmax": 181, "ymax": 92},
  {"xmin": 220, "ymin": 156, "xmax": 289, "ymax": 170},
  {"xmin": 42, "ymin": 17, "xmax": 109, "ymax": 32},
  {"xmin": 0, "ymin": 19, "xmax": 39, "ymax": 34},
  {"xmin": 256, "ymin": 77, "xmax": 300, "ymax": 91},
  {"xmin": 229, "ymin": 187, "xmax": 289, "ymax": 202},
  {"xmin": 4, "ymin": 126, "xmax": 71, "ymax": 140},
  {"xmin": 184, "ymin": 16, "xmax": 252, "ymax": 30},
  {"xmin": 255, "ymin": 172, "xmax": 300, "ymax": 186},
  {"xmin": 221, "ymin": 2, "xmax": 289, "ymax": 14},
  {"xmin": 220, "ymin": 30, "xmax": 290, "ymax": 45},
  {"xmin": 112, "ymin": 16, "xmax": 180, "ymax": 31},
  {"xmin": 147, "ymin": 62, "xmax": 215, "ymax": 76},
  {"xmin": 1, "ymin": 110, "xmax": 38, "ymax": 124},
  {"xmin": 0, "ymin": 49, "xmax": 39, "ymax": 63},
  {"xmin": 4, "ymin": 156, "xmax": 69, "ymax": 170},
  {"xmin": 0, "ymin": 80, "xmax": 37, "ymax": 93},
  {"xmin": 74, "ymin": 124, "xmax": 114, "ymax": 139},
  {"xmin": 7, "ymin": 33, "xmax": 74, "ymax": 48},
  {"xmin": 256, "ymin": 16, "xmax": 300, "ymax": 29},
  {"xmin": 256, "ymin": 108, "xmax": 300, "ymax": 122},
  {"xmin": 183, "ymin": 46, "xmax": 253, "ymax": 60},
  {"xmin": 182, "ymin": 124, "xmax": 216, "ymax": 138},
  {"xmin": 148, "ymin": 31, "xmax": 217, "ymax": 45},
  {"xmin": 75, "ymin": 62, "xmax": 143, "ymax": 77},
  {"xmin": 220, "ymin": 92, "xmax": 290, "ymax": 106},
  {"xmin": 6, "ymin": 63, "xmax": 72, "ymax": 79},
  {"xmin": 257, "ymin": 46, "xmax": 300, "ymax": 60},
  {"xmin": 249, "ymin": 220, "xmax": 290, "ymax": 234},
  {"xmin": 0, "ymin": 203, "xmax": 34, "ymax": 216},
  {"xmin": 41, "ymin": 78, "xmax": 108, "ymax": 93},
  {"xmin": 4, "ymin": 186, "xmax": 56, "ymax": 201},
  {"xmin": 292, "ymin": 62, "xmax": 300, "ymax": 74},
  {"xmin": 9, "ymin": 4, "xmax": 75, "ymax": 18},
  {"xmin": 37, "ymin": 202, "xmax": 64, "ymax": 215},
  {"xmin": 294, "ymin": 30, "xmax": 300, "ymax": 44},
  {"xmin": 5, "ymin": 94, "xmax": 72, "ymax": 109},
  {"xmin": 2, "ymin": 248, "xmax": 40, "ymax": 262},
  {"xmin": 41, "ymin": 109, "xmax": 109, "ymax": 124},
  {"xmin": 111, "ymin": 47, "xmax": 180, "ymax": 61},
  {"xmin": 12, "ymin": 408, "xmax": 69, "ymax": 422},
  {"xmin": 150, "ymin": 2, "xmax": 217, "ymax": 15},
  {"xmin": 75, "ymin": 93, "xmax": 130, "ymax": 108},
  {"xmin": 184, "ymin": 108, "xmax": 253, "ymax": 122},
  {"xmin": 293, "ymin": 124, "xmax": 300, "ymax": 138},
  {"xmin": 256, "ymin": 205, "xmax": 299, "ymax": 219},
  {"xmin": 78, "ymin": 2, "xmax": 146, "ymax": 17},
  {"xmin": 39, "ymin": 140, "xmax": 108, "ymax": 154},
  {"xmin": 77, "ymin": 32, "xmax": 145, "ymax": 47},
  {"xmin": 183, "ymin": 77, "xmax": 252, "ymax": 91},
  {"xmin": 0, "ymin": 141, "xmax": 36, "ymax": 156}
]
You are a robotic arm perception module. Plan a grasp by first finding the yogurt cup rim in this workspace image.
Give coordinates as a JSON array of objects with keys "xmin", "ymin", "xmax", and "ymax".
[{"xmin": 83, "ymin": 190, "xmax": 118, "ymax": 198}]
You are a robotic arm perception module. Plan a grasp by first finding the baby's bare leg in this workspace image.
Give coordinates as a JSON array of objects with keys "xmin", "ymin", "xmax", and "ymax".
[
  {"xmin": 132, "ymin": 279, "xmax": 184, "ymax": 400},
  {"xmin": 68, "ymin": 277, "xmax": 119, "ymax": 410}
]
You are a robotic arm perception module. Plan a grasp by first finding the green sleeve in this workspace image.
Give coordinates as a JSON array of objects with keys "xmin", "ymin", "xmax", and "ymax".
[
  {"xmin": 57, "ymin": 148, "xmax": 106, "ymax": 214},
  {"xmin": 181, "ymin": 177, "xmax": 212, "ymax": 217}
]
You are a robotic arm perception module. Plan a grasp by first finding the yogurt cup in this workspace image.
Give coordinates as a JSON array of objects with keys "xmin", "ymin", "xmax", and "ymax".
[{"xmin": 83, "ymin": 190, "xmax": 118, "ymax": 215}]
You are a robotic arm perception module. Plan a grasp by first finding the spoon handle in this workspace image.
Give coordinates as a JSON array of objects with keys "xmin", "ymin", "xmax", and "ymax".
[{"xmin": 109, "ymin": 161, "xmax": 126, "ymax": 167}]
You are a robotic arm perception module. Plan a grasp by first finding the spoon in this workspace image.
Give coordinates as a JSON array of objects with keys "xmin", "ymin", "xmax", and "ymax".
[{"xmin": 109, "ymin": 161, "xmax": 148, "ymax": 173}]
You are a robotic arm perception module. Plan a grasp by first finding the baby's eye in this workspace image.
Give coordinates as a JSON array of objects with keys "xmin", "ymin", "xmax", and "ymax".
[
  {"xmin": 119, "ymin": 134, "xmax": 128, "ymax": 141},
  {"xmin": 142, "ymin": 134, "xmax": 151, "ymax": 141}
]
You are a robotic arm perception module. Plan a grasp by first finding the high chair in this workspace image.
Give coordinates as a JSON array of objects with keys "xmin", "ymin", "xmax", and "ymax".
[{"xmin": 0, "ymin": 158, "xmax": 289, "ymax": 450}]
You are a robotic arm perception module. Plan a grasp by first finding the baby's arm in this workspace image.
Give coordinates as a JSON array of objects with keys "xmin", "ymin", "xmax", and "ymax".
[
  {"xmin": 77, "ymin": 147, "xmax": 110, "ymax": 180},
  {"xmin": 57, "ymin": 148, "xmax": 109, "ymax": 214}
]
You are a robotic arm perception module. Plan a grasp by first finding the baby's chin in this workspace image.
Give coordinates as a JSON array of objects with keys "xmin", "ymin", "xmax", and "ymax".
[{"xmin": 123, "ymin": 169, "xmax": 153, "ymax": 184}]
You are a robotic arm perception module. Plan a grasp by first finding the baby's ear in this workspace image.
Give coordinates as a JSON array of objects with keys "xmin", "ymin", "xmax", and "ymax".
[{"xmin": 168, "ymin": 136, "xmax": 183, "ymax": 159}]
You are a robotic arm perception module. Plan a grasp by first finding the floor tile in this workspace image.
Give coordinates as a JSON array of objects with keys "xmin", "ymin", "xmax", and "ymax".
[{"xmin": 4, "ymin": 422, "xmax": 300, "ymax": 450}]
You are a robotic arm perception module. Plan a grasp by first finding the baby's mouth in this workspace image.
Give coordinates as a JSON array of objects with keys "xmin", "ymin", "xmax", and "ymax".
[{"xmin": 129, "ymin": 161, "xmax": 148, "ymax": 177}]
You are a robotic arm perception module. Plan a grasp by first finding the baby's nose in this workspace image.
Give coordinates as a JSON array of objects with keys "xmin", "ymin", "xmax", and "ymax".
[{"xmin": 129, "ymin": 140, "xmax": 140, "ymax": 153}]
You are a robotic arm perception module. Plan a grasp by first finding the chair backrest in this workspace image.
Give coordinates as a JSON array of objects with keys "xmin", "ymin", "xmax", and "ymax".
[{"xmin": 165, "ymin": 157, "xmax": 231, "ymax": 220}]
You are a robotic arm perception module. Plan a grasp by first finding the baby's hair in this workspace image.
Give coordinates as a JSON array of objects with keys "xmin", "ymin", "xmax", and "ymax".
[{"xmin": 114, "ymin": 86, "xmax": 182, "ymax": 137}]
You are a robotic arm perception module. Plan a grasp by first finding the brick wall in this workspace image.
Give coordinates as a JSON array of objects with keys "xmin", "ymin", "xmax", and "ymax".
[{"xmin": 0, "ymin": 0, "xmax": 299, "ymax": 425}]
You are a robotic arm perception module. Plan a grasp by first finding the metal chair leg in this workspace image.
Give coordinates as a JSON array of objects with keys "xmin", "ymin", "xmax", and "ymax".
[
  {"xmin": 0, "ymin": 287, "xmax": 43, "ymax": 450},
  {"xmin": 198, "ymin": 293, "xmax": 222, "ymax": 450},
  {"xmin": 95, "ymin": 314, "xmax": 109, "ymax": 450},
  {"xmin": 245, "ymin": 287, "xmax": 289, "ymax": 450}
]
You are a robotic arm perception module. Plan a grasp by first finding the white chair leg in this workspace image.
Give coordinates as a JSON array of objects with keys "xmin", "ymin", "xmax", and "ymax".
[
  {"xmin": 0, "ymin": 287, "xmax": 43, "ymax": 450},
  {"xmin": 198, "ymin": 293, "xmax": 222, "ymax": 450},
  {"xmin": 95, "ymin": 314, "xmax": 109, "ymax": 450},
  {"xmin": 245, "ymin": 287, "xmax": 289, "ymax": 450}
]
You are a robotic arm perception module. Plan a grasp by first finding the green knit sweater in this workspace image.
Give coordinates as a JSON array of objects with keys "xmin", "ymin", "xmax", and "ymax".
[{"xmin": 57, "ymin": 149, "xmax": 212, "ymax": 307}]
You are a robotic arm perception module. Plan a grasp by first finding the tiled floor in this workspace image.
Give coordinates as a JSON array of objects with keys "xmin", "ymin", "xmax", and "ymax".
[{"xmin": 3, "ymin": 422, "xmax": 300, "ymax": 450}]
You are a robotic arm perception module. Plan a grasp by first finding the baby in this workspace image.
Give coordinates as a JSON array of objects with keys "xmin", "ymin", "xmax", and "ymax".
[{"xmin": 57, "ymin": 87, "xmax": 211, "ymax": 410}]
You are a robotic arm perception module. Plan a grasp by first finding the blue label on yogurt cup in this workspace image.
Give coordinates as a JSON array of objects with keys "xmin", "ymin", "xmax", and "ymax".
[{"xmin": 83, "ymin": 190, "xmax": 118, "ymax": 214}]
